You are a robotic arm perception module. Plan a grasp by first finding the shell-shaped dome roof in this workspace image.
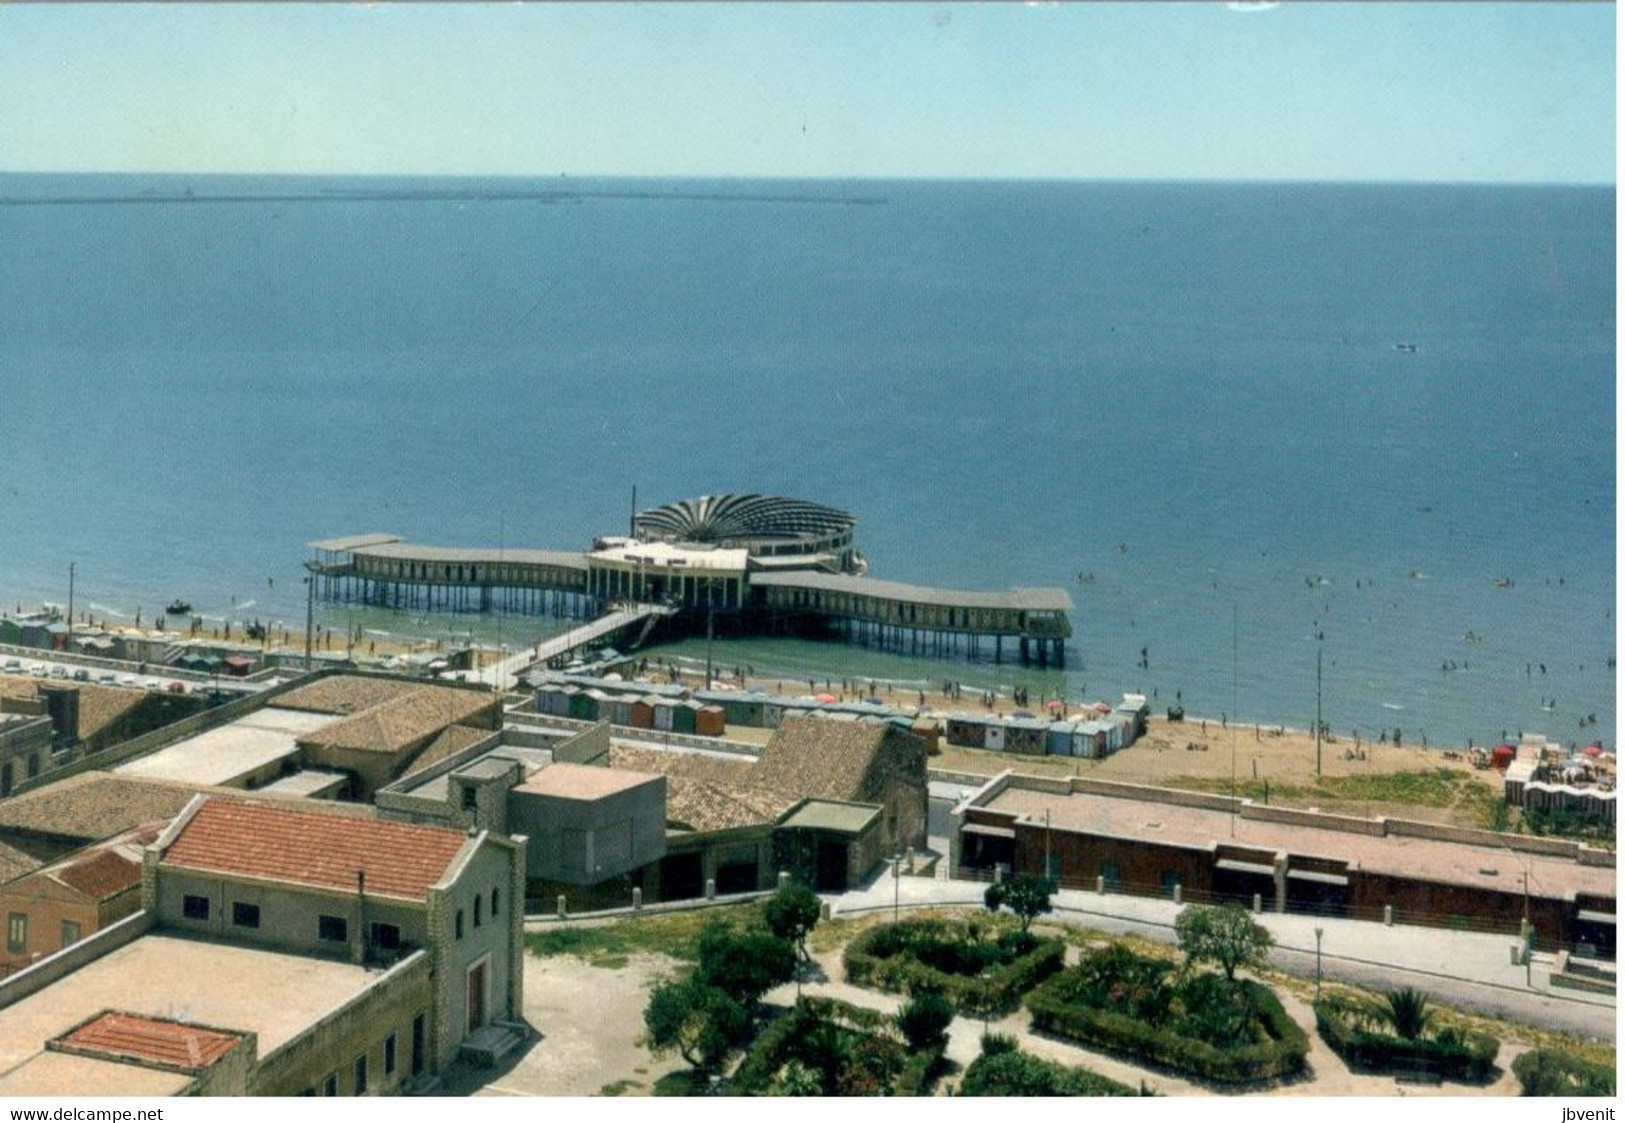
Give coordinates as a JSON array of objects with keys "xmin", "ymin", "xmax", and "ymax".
[{"xmin": 634, "ymin": 494, "xmax": 855, "ymax": 544}]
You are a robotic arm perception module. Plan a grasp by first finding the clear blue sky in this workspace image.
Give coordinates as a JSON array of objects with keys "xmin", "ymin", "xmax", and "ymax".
[{"xmin": 0, "ymin": 3, "xmax": 1613, "ymax": 183}]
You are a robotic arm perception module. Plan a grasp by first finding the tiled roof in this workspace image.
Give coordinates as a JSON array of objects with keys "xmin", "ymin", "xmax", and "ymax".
[
  {"xmin": 754, "ymin": 715, "xmax": 904, "ymax": 803},
  {"xmin": 57, "ymin": 1012, "xmax": 241, "ymax": 1071},
  {"xmin": 0, "ymin": 837, "xmax": 44, "ymax": 884},
  {"xmin": 607, "ymin": 745, "xmax": 758, "ymax": 789},
  {"xmin": 663, "ymin": 777, "xmax": 794, "ymax": 833},
  {"xmin": 399, "ymin": 724, "xmax": 492, "ymax": 780},
  {"xmin": 161, "ymin": 798, "xmax": 468, "ymax": 901},
  {"xmin": 298, "ymin": 687, "xmax": 495, "ymax": 756},
  {"xmin": 273, "ymin": 676, "xmax": 422, "ymax": 715},
  {"xmin": 0, "ymin": 773, "xmax": 243, "ymax": 843},
  {"xmin": 0, "ymin": 679, "xmax": 145, "ymax": 742},
  {"xmin": 53, "ymin": 848, "xmax": 141, "ymax": 901}
]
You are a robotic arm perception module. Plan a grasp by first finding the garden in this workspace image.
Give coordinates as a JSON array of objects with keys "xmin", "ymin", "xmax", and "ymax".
[
  {"xmin": 842, "ymin": 914, "xmax": 1066, "ymax": 1015},
  {"xmin": 729, "ymin": 995, "xmax": 948, "ymax": 1096},
  {"xmin": 958, "ymin": 1033, "xmax": 1147, "ymax": 1097},
  {"xmin": 1024, "ymin": 907, "xmax": 1308, "ymax": 1085},
  {"xmin": 1314, "ymin": 987, "xmax": 1500, "ymax": 1083}
]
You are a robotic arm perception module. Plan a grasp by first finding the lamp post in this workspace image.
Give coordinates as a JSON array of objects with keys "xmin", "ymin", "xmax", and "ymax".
[
  {"xmin": 893, "ymin": 848, "xmax": 902, "ymax": 924},
  {"xmin": 303, "ymin": 561, "xmax": 317, "ymax": 672},
  {"xmin": 1313, "ymin": 926, "xmax": 1324, "ymax": 999},
  {"xmin": 66, "ymin": 562, "xmax": 75, "ymax": 644}
]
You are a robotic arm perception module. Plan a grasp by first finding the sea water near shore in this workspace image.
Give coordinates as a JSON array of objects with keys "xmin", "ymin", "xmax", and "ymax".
[{"xmin": 0, "ymin": 175, "xmax": 1613, "ymax": 746}]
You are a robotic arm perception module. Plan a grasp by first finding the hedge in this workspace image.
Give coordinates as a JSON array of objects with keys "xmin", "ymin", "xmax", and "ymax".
[
  {"xmin": 1314, "ymin": 1000, "xmax": 1499, "ymax": 1083},
  {"xmin": 959, "ymin": 1049, "xmax": 1142, "ymax": 1096},
  {"xmin": 1027, "ymin": 974, "xmax": 1307, "ymax": 1084},
  {"xmin": 843, "ymin": 920, "xmax": 1066, "ymax": 1015},
  {"xmin": 730, "ymin": 996, "xmax": 945, "ymax": 1097},
  {"xmin": 1511, "ymin": 1048, "xmax": 1616, "ymax": 1097}
]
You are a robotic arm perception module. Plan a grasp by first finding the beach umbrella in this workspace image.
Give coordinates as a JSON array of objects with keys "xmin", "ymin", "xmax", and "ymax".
[
  {"xmin": 1583, "ymin": 744, "xmax": 1603, "ymax": 758},
  {"xmin": 815, "ymin": 692, "xmax": 838, "ymax": 703},
  {"xmin": 1045, "ymin": 699, "xmax": 1065, "ymax": 711}
]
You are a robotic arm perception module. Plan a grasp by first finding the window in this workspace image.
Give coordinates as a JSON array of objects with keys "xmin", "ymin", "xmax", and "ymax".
[
  {"xmin": 353, "ymin": 1052, "xmax": 368, "ymax": 1095},
  {"xmin": 384, "ymin": 1032, "xmax": 398, "ymax": 1077},
  {"xmin": 25, "ymin": 754, "xmax": 38, "ymax": 779},
  {"xmin": 7, "ymin": 912, "xmax": 26, "ymax": 953},
  {"xmin": 1, "ymin": 762, "xmax": 12, "ymax": 797},
  {"xmin": 319, "ymin": 915, "xmax": 348, "ymax": 943},
  {"xmin": 231, "ymin": 902, "xmax": 261, "ymax": 929},
  {"xmin": 410, "ymin": 1013, "xmax": 426, "ymax": 1077},
  {"xmin": 60, "ymin": 919, "xmax": 81, "ymax": 948},
  {"xmin": 322, "ymin": 1073, "xmax": 337, "ymax": 1097},
  {"xmin": 370, "ymin": 922, "xmax": 401, "ymax": 951},
  {"xmin": 491, "ymin": 887, "xmax": 500, "ymax": 917},
  {"xmin": 473, "ymin": 897, "xmax": 482, "ymax": 928},
  {"xmin": 182, "ymin": 894, "xmax": 210, "ymax": 921},
  {"xmin": 455, "ymin": 909, "xmax": 464, "ymax": 939},
  {"xmin": 461, "ymin": 785, "xmax": 478, "ymax": 811}
]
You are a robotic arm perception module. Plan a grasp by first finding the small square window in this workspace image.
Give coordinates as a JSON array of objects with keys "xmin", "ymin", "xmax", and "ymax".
[
  {"xmin": 60, "ymin": 919, "xmax": 81, "ymax": 948},
  {"xmin": 371, "ymin": 922, "xmax": 401, "ymax": 950},
  {"xmin": 319, "ymin": 915, "xmax": 348, "ymax": 942},
  {"xmin": 231, "ymin": 902, "xmax": 261, "ymax": 929},
  {"xmin": 182, "ymin": 895, "xmax": 210, "ymax": 921}
]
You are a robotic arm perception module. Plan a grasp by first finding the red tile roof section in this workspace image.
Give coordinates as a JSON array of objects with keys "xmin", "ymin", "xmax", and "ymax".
[
  {"xmin": 161, "ymin": 799, "xmax": 468, "ymax": 901},
  {"xmin": 59, "ymin": 1013, "xmax": 242, "ymax": 1071},
  {"xmin": 54, "ymin": 849, "xmax": 141, "ymax": 901}
]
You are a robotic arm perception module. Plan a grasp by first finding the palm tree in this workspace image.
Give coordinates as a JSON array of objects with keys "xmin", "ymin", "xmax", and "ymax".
[{"xmin": 1383, "ymin": 987, "xmax": 1432, "ymax": 1040}]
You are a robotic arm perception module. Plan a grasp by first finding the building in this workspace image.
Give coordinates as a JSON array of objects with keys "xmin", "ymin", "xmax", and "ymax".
[
  {"xmin": 379, "ymin": 713, "xmax": 929, "ymax": 904},
  {"xmin": 0, "ymin": 713, "xmax": 52, "ymax": 797},
  {"xmin": 0, "ymin": 794, "xmax": 527, "ymax": 1095},
  {"xmin": 951, "ymin": 772, "xmax": 1617, "ymax": 957},
  {"xmin": 0, "ymin": 823, "xmax": 158, "ymax": 977}
]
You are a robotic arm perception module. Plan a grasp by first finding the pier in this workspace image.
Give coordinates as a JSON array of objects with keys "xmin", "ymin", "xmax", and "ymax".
[{"xmin": 307, "ymin": 494, "xmax": 1073, "ymax": 667}]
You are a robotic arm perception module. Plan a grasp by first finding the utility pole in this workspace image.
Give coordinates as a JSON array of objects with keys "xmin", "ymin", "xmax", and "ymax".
[
  {"xmin": 704, "ymin": 579, "xmax": 716, "ymax": 690},
  {"xmin": 66, "ymin": 562, "xmax": 75, "ymax": 643},
  {"xmin": 303, "ymin": 562, "xmax": 316, "ymax": 672},
  {"xmin": 1316, "ymin": 634, "xmax": 1324, "ymax": 779},
  {"xmin": 1314, "ymin": 926, "xmax": 1324, "ymax": 1000},
  {"xmin": 629, "ymin": 484, "xmax": 637, "ymax": 539},
  {"xmin": 1045, "ymin": 808, "xmax": 1053, "ymax": 880}
]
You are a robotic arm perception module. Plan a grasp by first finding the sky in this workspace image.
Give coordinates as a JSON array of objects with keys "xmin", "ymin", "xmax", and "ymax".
[{"xmin": 0, "ymin": 2, "xmax": 1613, "ymax": 183}]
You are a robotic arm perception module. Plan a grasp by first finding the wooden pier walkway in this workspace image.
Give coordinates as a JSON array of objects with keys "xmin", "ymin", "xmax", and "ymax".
[{"xmin": 477, "ymin": 603, "xmax": 674, "ymax": 690}]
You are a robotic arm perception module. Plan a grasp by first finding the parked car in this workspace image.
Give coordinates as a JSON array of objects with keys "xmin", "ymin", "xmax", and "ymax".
[
  {"xmin": 118, "ymin": 675, "xmax": 139, "ymax": 687},
  {"xmin": 166, "ymin": 681, "xmax": 187, "ymax": 694},
  {"xmin": 29, "ymin": 663, "xmax": 46, "ymax": 677},
  {"xmin": 48, "ymin": 665, "xmax": 67, "ymax": 680},
  {"xmin": 97, "ymin": 672, "xmax": 117, "ymax": 685},
  {"xmin": 2, "ymin": 658, "xmax": 20, "ymax": 673},
  {"xmin": 71, "ymin": 668, "xmax": 91, "ymax": 682}
]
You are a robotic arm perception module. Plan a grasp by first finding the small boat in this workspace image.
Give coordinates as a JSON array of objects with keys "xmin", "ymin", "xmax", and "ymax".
[
  {"xmin": 1394, "ymin": 342, "xmax": 1418, "ymax": 353},
  {"xmin": 165, "ymin": 599, "xmax": 192, "ymax": 615},
  {"xmin": 1494, "ymin": 578, "xmax": 1514, "ymax": 589}
]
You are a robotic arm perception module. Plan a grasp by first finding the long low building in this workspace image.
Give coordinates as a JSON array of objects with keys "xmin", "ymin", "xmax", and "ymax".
[{"xmin": 951, "ymin": 773, "xmax": 1617, "ymax": 957}]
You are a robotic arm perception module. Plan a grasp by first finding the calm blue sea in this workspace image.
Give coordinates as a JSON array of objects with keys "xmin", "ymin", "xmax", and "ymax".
[{"xmin": 0, "ymin": 175, "xmax": 1613, "ymax": 747}]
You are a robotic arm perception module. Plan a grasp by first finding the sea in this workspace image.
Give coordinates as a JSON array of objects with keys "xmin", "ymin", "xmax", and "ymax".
[{"xmin": 0, "ymin": 174, "xmax": 1613, "ymax": 749}]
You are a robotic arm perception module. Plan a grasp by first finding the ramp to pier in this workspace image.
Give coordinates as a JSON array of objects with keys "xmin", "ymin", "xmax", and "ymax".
[{"xmin": 477, "ymin": 604, "xmax": 673, "ymax": 690}]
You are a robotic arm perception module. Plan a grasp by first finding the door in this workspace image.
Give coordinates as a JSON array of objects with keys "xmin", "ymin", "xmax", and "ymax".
[
  {"xmin": 466, "ymin": 961, "xmax": 487, "ymax": 1034},
  {"xmin": 814, "ymin": 839, "xmax": 849, "ymax": 893}
]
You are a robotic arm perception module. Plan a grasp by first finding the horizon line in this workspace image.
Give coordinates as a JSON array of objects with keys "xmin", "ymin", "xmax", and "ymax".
[{"xmin": 0, "ymin": 169, "xmax": 1612, "ymax": 190}]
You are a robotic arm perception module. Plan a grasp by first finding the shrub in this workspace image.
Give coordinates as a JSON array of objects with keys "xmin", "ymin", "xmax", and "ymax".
[
  {"xmin": 644, "ymin": 978, "xmax": 750, "ymax": 1074},
  {"xmin": 897, "ymin": 990, "xmax": 955, "ymax": 1050},
  {"xmin": 843, "ymin": 917, "xmax": 1065, "ymax": 1015},
  {"xmin": 984, "ymin": 873, "xmax": 1057, "ymax": 932},
  {"xmin": 1027, "ymin": 959, "xmax": 1307, "ymax": 1084},
  {"xmin": 1314, "ymin": 999, "xmax": 1499, "ymax": 1083},
  {"xmin": 980, "ymin": 1032, "xmax": 1020, "ymax": 1058},
  {"xmin": 1382, "ymin": 987, "xmax": 1432, "ymax": 1040},
  {"xmin": 732, "ymin": 996, "xmax": 945, "ymax": 1097},
  {"xmin": 960, "ymin": 1050, "xmax": 1141, "ymax": 1096},
  {"xmin": 1511, "ymin": 1048, "xmax": 1616, "ymax": 1097},
  {"xmin": 694, "ymin": 923, "xmax": 797, "ymax": 1007},
  {"xmin": 763, "ymin": 881, "xmax": 822, "ymax": 960}
]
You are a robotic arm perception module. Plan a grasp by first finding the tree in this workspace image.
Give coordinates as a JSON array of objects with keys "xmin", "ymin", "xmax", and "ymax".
[
  {"xmin": 896, "ymin": 990, "xmax": 955, "ymax": 1051},
  {"xmin": 983, "ymin": 873, "xmax": 1057, "ymax": 933},
  {"xmin": 643, "ymin": 978, "xmax": 750, "ymax": 1074},
  {"xmin": 763, "ymin": 881, "xmax": 822, "ymax": 961},
  {"xmin": 1173, "ymin": 903, "xmax": 1274, "ymax": 981},
  {"xmin": 1382, "ymin": 987, "xmax": 1432, "ymax": 1040},
  {"xmin": 693, "ymin": 923, "xmax": 798, "ymax": 1008}
]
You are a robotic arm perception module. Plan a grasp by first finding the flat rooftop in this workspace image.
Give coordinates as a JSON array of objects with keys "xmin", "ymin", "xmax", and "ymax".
[
  {"xmin": 984, "ymin": 786, "xmax": 1616, "ymax": 900},
  {"xmin": 393, "ymin": 744, "xmax": 554, "ymax": 803},
  {"xmin": 115, "ymin": 707, "xmax": 338, "ymax": 787},
  {"xmin": 516, "ymin": 761, "xmax": 661, "ymax": 800},
  {"xmin": 350, "ymin": 542, "xmax": 588, "ymax": 570},
  {"xmin": 0, "ymin": 933, "xmax": 395, "ymax": 1093},
  {"xmin": 750, "ymin": 570, "xmax": 1073, "ymax": 612},
  {"xmin": 255, "ymin": 769, "xmax": 351, "ymax": 797},
  {"xmin": 779, "ymin": 800, "xmax": 879, "ymax": 834}
]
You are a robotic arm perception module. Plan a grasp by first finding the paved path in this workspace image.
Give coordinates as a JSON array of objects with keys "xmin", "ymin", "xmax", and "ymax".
[{"xmin": 830, "ymin": 876, "xmax": 1615, "ymax": 1040}]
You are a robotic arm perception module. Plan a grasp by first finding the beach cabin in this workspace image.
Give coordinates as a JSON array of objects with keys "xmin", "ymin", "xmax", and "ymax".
[
  {"xmin": 652, "ymin": 700, "xmax": 676, "ymax": 732},
  {"xmin": 694, "ymin": 705, "xmax": 726, "ymax": 738},
  {"xmin": 911, "ymin": 719, "xmax": 941, "ymax": 753},
  {"xmin": 1116, "ymin": 694, "xmax": 1151, "ymax": 739},
  {"xmin": 1075, "ymin": 720, "xmax": 1110, "ymax": 759},
  {"xmin": 761, "ymin": 700, "xmax": 784, "ymax": 728},
  {"xmin": 565, "ymin": 687, "xmax": 594, "ymax": 721},
  {"xmin": 605, "ymin": 696, "xmax": 635, "ymax": 726},
  {"xmin": 946, "ymin": 715, "xmax": 987, "ymax": 749},
  {"xmin": 1047, "ymin": 721, "xmax": 1075, "ymax": 757},
  {"xmin": 672, "ymin": 700, "xmax": 698, "ymax": 735},
  {"xmin": 1005, "ymin": 718, "xmax": 1047, "ymax": 755},
  {"xmin": 628, "ymin": 697, "xmax": 656, "ymax": 729},
  {"xmin": 222, "ymin": 653, "xmax": 253, "ymax": 677},
  {"xmin": 983, "ymin": 720, "xmax": 1007, "ymax": 752}
]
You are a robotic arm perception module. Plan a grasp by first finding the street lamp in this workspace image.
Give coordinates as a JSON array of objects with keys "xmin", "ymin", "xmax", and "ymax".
[
  {"xmin": 1314, "ymin": 926, "xmax": 1324, "ymax": 999},
  {"xmin": 892, "ymin": 848, "xmax": 902, "ymax": 924}
]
